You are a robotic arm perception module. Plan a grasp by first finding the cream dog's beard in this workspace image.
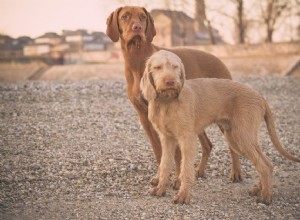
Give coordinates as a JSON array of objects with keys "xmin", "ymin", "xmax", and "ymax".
[{"xmin": 156, "ymin": 89, "xmax": 180, "ymax": 101}]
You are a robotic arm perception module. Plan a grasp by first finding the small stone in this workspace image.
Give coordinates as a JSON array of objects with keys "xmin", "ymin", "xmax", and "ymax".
[{"xmin": 130, "ymin": 164, "xmax": 137, "ymax": 171}]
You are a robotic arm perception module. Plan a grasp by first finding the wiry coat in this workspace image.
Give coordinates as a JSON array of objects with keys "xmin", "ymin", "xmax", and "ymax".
[{"xmin": 141, "ymin": 50, "xmax": 300, "ymax": 205}]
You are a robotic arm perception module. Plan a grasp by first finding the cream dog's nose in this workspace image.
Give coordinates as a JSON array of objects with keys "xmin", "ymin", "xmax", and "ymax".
[{"xmin": 165, "ymin": 78, "xmax": 175, "ymax": 87}]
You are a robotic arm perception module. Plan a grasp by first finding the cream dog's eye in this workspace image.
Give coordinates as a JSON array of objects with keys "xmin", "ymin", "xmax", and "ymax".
[
  {"xmin": 153, "ymin": 65, "xmax": 162, "ymax": 70},
  {"xmin": 172, "ymin": 65, "xmax": 179, "ymax": 69}
]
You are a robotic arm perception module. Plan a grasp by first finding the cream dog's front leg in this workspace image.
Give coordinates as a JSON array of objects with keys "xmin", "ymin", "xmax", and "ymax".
[
  {"xmin": 150, "ymin": 135, "xmax": 176, "ymax": 197},
  {"xmin": 173, "ymin": 135, "xmax": 197, "ymax": 204}
]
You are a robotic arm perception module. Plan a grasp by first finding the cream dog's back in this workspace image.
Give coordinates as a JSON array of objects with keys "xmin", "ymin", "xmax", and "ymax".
[{"xmin": 149, "ymin": 78, "xmax": 266, "ymax": 137}]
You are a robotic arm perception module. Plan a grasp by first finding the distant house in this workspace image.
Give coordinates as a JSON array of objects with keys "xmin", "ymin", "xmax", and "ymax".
[
  {"xmin": 23, "ymin": 43, "xmax": 51, "ymax": 56},
  {"xmin": 62, "ymin": 29, "xmax": 112, "ymax": 52},
  {"xmin": 35, "ymin": 32, "xmax": 62, "ymax": 45},
  {"xmin": 0, "ymin": 35, "xmax": 33, "ymax": 59},
  {"xmin": 91, "ymin": 31, "xmax": 114, "ymax": 50},
  {"xmin": 63, "ymin": 29, "xmax": 93, "ymax": 43},
  {"xmin": 151, "ymin": 9, "xmax": 196, "ymax": 47},
  {"xmin": 150, "ymin": 9, "xmax": 223, "ymax": 47},
  {"xmin": 60, "ymin": 30, "xmax": 114, "ymax": 64},
  {"xmin": 23, "ymin": 32, "xmax": 62, "ymax": 56},
  {"xmin": 2, "ymin": 29, "xmax": 115, "ymax": 64},
  {"xmin": 0, "ymin": 35, "xmax": 13, "ymax": 46},
  {"xmin": 16, "ymin": 36, "xmax": 34, "ymax": 49},
  {"xmin": 23, "ymin": 30, "xmax": 110, "ymax": 58}
]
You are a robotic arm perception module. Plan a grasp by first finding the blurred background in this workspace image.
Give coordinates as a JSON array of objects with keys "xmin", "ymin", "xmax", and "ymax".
[{"xmin": 0, "ymin": 0, "xmax": 299, "ymax": 80}]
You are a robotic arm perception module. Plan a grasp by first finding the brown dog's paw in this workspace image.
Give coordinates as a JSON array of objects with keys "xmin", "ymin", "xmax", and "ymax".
[
  {"xmin": 172, "ymin": 178, "xmax": 181, "ymax": 190},
  {"xmin": 149, "ymin": 187, "xmax": 166, "ymax": 197},
  {"xmin": 230, "ymin": 170, "xmax": 243, "ymax": 182},
  {"xmin": 172, "ymin": 192, "xmax": 191, "ymax": 204},
  {"xmin": 150, "ymin": 177, "xmax": 159, "ymax": 186}
]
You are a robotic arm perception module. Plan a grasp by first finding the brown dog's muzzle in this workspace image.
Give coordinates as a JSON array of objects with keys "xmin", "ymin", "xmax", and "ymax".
[{"xmin": 132, "ymin": 23, "xmax": 143, "ymax": 33}]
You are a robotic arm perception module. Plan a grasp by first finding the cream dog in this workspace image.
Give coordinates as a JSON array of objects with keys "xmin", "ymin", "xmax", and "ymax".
[{"xmin": 140, "ymin": 50, "xmax": 300, "ymax": 204}]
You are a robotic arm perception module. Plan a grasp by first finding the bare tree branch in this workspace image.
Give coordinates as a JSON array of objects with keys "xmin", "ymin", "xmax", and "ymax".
[{"xmin": 260, "ymin": 0, "xmax": 291, "ymax": 42}]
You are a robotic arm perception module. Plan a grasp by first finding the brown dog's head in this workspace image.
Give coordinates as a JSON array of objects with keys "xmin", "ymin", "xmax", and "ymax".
[
  {"xmin": 140, "ymin": 50, "xmax": 186, "ymax": 102},
  {"xmin": 106, "ymin": 6, "xmax": 156, "ymax": 48}
]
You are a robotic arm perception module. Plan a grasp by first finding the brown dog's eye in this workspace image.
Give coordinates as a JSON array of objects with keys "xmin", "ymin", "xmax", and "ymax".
[
  {"xmin": 121, "ymin": 14, "xmax": 129, "ymax": 20},
  {"xmin": 140, "ymin": 14, "xmax": 147, "ymax": 20}
]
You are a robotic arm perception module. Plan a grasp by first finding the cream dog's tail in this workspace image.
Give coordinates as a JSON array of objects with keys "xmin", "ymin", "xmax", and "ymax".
[{"xmin": 264, "ymin": 102, "xmax": 300, "ymax": 163}]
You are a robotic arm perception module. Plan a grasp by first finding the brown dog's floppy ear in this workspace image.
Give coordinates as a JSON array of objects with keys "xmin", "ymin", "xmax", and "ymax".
[
  {"xmin": 140, "ymin": 61, "xmax": 157, "ymax": 101},
  {"xmin": 106, "ymin": 7, "xmax": 122, "ymax": 42},
  {"xmin": 143, "ymin": 8, "xmax": 156, "ymax": 42}
]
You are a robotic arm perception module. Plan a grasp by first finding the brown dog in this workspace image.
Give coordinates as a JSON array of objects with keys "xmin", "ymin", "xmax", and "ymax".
[
  {"xmin": 141, "ymin": 50, "xmax": 300, "ymax": 204},
  {"xmin": 106, "ymin": 6, "xmax": 243, "ymax": 183}
]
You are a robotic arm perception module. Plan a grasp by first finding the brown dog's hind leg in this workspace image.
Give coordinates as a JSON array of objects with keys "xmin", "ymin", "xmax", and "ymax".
[
  {"xmin": 196, "ymin": 132, "xmax": 213, "ymax": 178},
  {"xmin": 218, "ymin": 125, "xmax": 243, "ymax": 182},
  {"xmin": 173, "ymin": 147, "xmax": 181, "ymax": 190},
  {"xmin": 196, "ymin": 128, "xmax": 243, "ymax": 182},
  {"xmin": 229, "ymin": 148, "xmax": 243, "ymax": 182}
]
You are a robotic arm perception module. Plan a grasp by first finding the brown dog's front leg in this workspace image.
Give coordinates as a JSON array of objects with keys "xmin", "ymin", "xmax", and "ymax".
[
  {"xmin": 127, "ymin": 79, "xmax": 162, "ymax": 185},
  {"xmin": 135, "ymin": 107, "xmax": 163, "ymax": 186},
  {"xmin": 136, "ymin": 109, "xmax": 162, "ymax": 163},
  {"xmin": 128, "ymin": 88, "xmax": 163, "ymax": 165}
]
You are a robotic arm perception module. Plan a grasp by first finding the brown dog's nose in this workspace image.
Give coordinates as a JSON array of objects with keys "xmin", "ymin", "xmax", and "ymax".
[{"xmin": 132, "ymin": 23, "xmax": 142, "ymax": 33}]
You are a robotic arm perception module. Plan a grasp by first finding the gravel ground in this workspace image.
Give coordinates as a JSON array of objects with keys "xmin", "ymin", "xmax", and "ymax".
[{"xmin": 0, "ymin": 76, "xmax": 299, "ymax": 220}]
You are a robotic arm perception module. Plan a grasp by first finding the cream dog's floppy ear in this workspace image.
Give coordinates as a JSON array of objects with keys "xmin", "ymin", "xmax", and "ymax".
[
  {"xmin": 106, "ymin": 7, "xmax": 123, "ymax": 42},
  {"xmin": 140, "ymin": 61, "xmax": 157, "ymax": 101},
  {"xmin": 179, "ymin": 59, "xmax": 186, "ymax": 88}
]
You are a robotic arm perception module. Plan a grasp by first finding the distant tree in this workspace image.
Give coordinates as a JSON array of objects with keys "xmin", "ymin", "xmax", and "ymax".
[
  {"xmin": 237, "ymin": 0, "xmax": 246, "ymax": 43},
  {"xmin": 194, "ymin": 0, "xmax": 216, "ymax": 44},
  {"xmin": 194, "ymin": 0, "xmax": 206, "ymax": 33},
  {"xmin": 297, "ymin": 0, "xmax": 300, "ymax": 39},
  {"xmin": 231, "ymin": 0, "xmax": 246, "ymax": 44},
  {"xmin": 162, "ymin": 0, "xmax": 190, "ymax": 12},
  {"xmin": 211, "ymin": 0, "xmax": 247, "ymax": 44},
  {"xmin": 260, "ymin": 0, "xmax": 290, "ymax": 42}
]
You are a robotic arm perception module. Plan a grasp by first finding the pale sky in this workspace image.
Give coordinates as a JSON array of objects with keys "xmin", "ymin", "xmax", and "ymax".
[
  {"xmin": 0, "ymin": 0, "xmax": 298, "ymax": 43},
  {"xmin": 0, "ymin": 0, "xmax": 236, "ymax": 43},
  {"xmin": 0, "ymin": 0, "xmax": 247, "ymax": 43},
  {"xmin": 0, "ymin": 0, "xmax": 194, "ymax": 37},
  {"xmin": 0, "ymin": 0, "xmax": 157, "ymax": 38}
]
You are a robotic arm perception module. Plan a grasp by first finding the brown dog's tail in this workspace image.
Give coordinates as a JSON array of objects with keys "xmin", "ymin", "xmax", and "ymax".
[{"xmin": 264, "ymin": 102, "xmax": 300, "ymax": 163}]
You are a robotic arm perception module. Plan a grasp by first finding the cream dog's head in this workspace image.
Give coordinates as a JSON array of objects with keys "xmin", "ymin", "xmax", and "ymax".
[{"xmin": 140, "ymin": 50, "xmax": 186, "ymax": 101}]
